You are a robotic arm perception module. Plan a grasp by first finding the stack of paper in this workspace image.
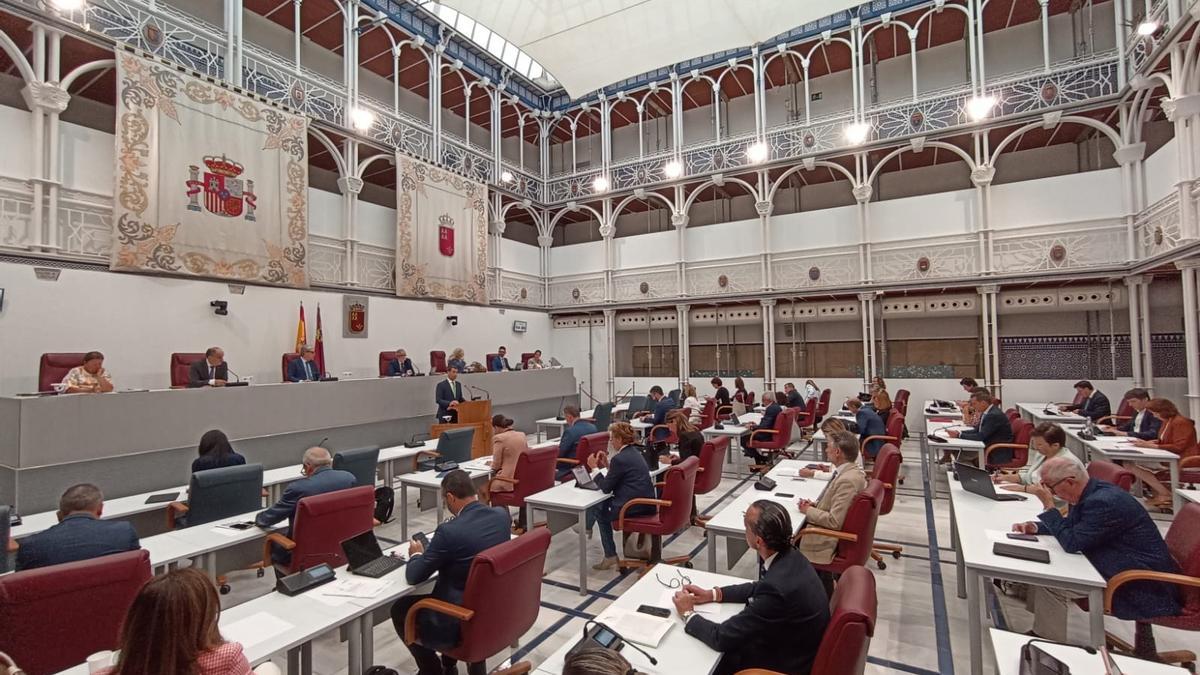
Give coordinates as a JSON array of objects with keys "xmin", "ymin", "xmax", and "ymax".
[{"xmin": 596, "ymin": 608, "xmax": 674, "ymax": 648}]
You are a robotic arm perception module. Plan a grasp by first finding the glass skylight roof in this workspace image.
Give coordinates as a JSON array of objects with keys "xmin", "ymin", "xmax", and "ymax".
[{"xmin": 419, "ymin": 1, "xmax": 556, "ymax": 87}]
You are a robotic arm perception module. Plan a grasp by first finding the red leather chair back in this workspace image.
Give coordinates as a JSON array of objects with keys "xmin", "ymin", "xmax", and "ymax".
[
  {"xmin": 491, "ymin": 445, "xmax": 558, "ymax": 507},
  {"xmin": 749, "ymin": 408, "xmax": 797, "ymax": 452},
  {"xmin": 378, "ymin": 351, "xmax": 398, "ymax": 377},
  {"xmin": 624, "ymin": 456, "xmax": 699, "ymax": 537},
  {"xmin": 430, "ymin": 350, "xmax": 447, "ymax": 374},
  {"xmin": 794, "ymin": 397, "xmax": 817, "ymax": 429},
  {"xmin": 816, "ymin": 388, "xmax": 832, "ymax": 418},
  {"xmin": 449, "ymin": 529, "xmax": 552, "ymax": 665},
  {"xmin": 885, "ymin": 411, "xmax": 905, "ymax": 440},
  {"xmin": 486, "ymin": 353, "xmax": 500, "ymax": 370},
  {"xmin": 1114, "ymin": 398, "xmax": 1135, "ymax": 420},
  {"xmin": 520, "ymin": 353, "xmax": 536, "ymax": 368},
  {"xmin": 811, "ymin": 565, "xmax": 877, "ymax": 675},
  {"xmin": 170, "ymin": 352, "xmax": 206, "ymax": 388},
  {"xmin": 871, "ymin": 444, "xmax": 902, "ymax": 516},
  {"xmin": 823, "ymin": 480, "xmax": 884, "ymax": 573},
  {"xmin": 893, "ymin": 389, "xmax": 910, "ymax": 417},
  {"xmin": 746, "ymin": 391, "xmax": 756, "ymax": 407},
  {"xmin": 699, "ymin": 398, "xmax": 717, "ymax": 429},
  {"xmin": 1006, "ymin": 408, "xmax": 1020, "ymax": 422},
  {"xmin": 38, "ymin": 352, "xmax": 87, "ymax": 392},
  {"xmin": 0, "ymin": 549, "xmax": 151, "ymax": 674},
  {"xmin": 1072, "ymin": 389, "xmax": 1088, "ymax": 406},
  {"xmin": 573, "ymin": 431, "xmax": 610, "ymax": 470},
  {"xmin": 695, "ymin": 437, "xmax": 728, "ymax": 495},
  {"xmin": 282, "ymin": 352, "xmax": 301, "ymax": 381},
  {"xmin": 1087, "ymin": 460, "xmax": 1135, "ymax": 492},
  {"xmin": 284, "ymin": 486, "xmax": 376, "ymax": 574},
  {"xmin": 1163, "ymin": 503, "xmax": 1200, "ymax": 622}
]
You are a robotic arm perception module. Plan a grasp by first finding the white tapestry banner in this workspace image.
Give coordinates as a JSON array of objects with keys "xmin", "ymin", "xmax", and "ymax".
[
  {"xmin": 111, "ymin": 53, "xmax": 309, "ymax": 287},
  {"xmin": 396, "ymin": 154, "xmax": 488, "ymax": 304}
]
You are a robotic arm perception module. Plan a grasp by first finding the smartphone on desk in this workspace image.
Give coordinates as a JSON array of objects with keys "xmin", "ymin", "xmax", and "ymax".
[
  {"xmin": 1007, "ymin": 532, "xmax": 1039, "ymax": 542},
  {"xmin": 636, "ymin": 604, "xmax": 671, "ymax": 618}
]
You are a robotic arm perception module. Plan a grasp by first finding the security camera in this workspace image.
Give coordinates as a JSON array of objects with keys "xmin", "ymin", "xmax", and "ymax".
[
  {"xmin": 211, "ymin": 300, "xmax": 228, "ymax": 316},
  {"xmin": 446, "ymin": 315, "xmax": 458, "ymax": 326}
]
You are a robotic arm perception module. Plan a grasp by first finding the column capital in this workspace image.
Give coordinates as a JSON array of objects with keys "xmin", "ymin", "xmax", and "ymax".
[
  {"xmin": 852, "ymin": 184, "xmax": 873, "ymax": 204},
  {"xmin": 598, "ymin": 223, "xmax": 615, "ymax": 239},
  {"xmin": 755, "ymin": 200, "xmax": 773, "ymax": 217},
  {"xmin": 970, "ymin": 165, "xmax": 996, "ymax": 187},
  {"xmin": 1175, "ymin": 258, "xmax": 1200, "ymax": 271},
  {"xmin": 1113, "ymin": 142, "xmax": 1147, "ymax": 166},
  {"xmin": 536, "ymin": 234, "xmax": 554, "ymax": 248},
  {"xmin": 336, "ymin": 176, "xmax": 363, "ymax": 195},
  {"xmin": 671, "ymin": 212, "xmax": 689, "ymax": 228},
  {"xmin": 489, "ymin": 219, "xmax": 506, "ymax": 235},
  {"xmin": 857, "ymin": 291, "xmax": 874, "ymax": 302},
  {"xmin": 759, "ymin": 298, "xmax": 777, "ymax": 308},
  {"xmin": 1162, "ymin": 93, "xmax": 1200, "ymax": 122},
  {"xmin": 602, "ymin": 308, "xmax": 616, "ymax": 320},
  {"xmin": 676, "ymin": 303, "xmax": 690, "ymax": 313},
  {"xmin": 977, "ymin": 284, "xmax": 1000, "ymax": 295},
  {"xmin": 21, "ymin": 82, "xmax": 70, "ymax": 114},
  {"xmin": 1124, "ymin": 274, "xmax": 1148, "ymax": 287}
]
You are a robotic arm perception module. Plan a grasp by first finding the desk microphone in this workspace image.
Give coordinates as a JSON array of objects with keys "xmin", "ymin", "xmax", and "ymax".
[
  {"xmin": 472, "ymin": 384, "xmax": 491, "ymax": 400},
  {"xmin": 315, "ymin": 437, "xmax": 329, "ymax": 449},
  {"xmin": 227, "ymin": 368, "xmax": 241, "ymax": 383},
  {"xmin": 555, "ymin": 395, "xmax": 567, "ymax": 420}
]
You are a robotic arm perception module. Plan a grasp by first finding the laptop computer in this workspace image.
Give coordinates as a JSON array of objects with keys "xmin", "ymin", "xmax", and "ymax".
[
  {"xmin": 627, "ymin": 395, "xmax": 648, "ymax": 414},
  {"xmin": 572, "ymin": 465, "xmax": 600, "ymax": 490},
  {"xmin": 341, "ymin": 530, "xmax": 406, "ymax": 578},
  {"xmin": 955, "ymin": 462, "xmax": 1027, "ymax": 501}
]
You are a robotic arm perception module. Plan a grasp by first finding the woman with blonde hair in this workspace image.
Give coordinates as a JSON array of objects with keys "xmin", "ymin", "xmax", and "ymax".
[
  {"xmin": 447, "ymin": 347, "xmax": 467, "ymax": 373},
  {"xmin": 1129, "ymin": 398, "xmax": 1199, "ymax": 508},
  {"xmin": 870, "ymin": 377, "xmax": 892, "ymax": 418},
  {"xmin": 584, "ymin": 422, "xmax": 655, "ymax": 570},
  {"xmin": 680, "ymin": 383, "xmax": 702, "ymax": 425}
]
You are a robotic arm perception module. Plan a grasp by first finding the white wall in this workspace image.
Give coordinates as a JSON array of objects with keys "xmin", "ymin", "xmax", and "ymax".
[
  {"xmin": 1144, "ymin": 137, "xmax": 1180, "ymax": 205},
  {"xmin": 990, "ymin": 168, "xmax": 1123, "ymax": 229},
  {"xmin": 549, "ymin": 241, "xmax": 606, "ymax": 276},
  {"xmin": 499, "ymin": 238, "xmax": 542, "ymax": 277},
  {"xmin": 0, "ymin": 261, "xmax": 553, "ymax": 394}
]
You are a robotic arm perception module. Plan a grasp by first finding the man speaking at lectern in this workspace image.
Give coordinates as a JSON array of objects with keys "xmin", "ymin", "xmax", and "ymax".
[{"xmin": 436, "ymin": 366, "xmax": 467, "ymax": 422}]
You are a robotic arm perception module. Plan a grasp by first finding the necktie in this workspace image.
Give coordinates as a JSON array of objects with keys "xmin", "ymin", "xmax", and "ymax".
[
  {"xmin": 306, "ymin": 361, "xmax": 313, "ymax": 379},
  {"xmin": 758, "ymin": 561, "xmax": 767, "ymax": 580},
  {"xmin": 209, "ymin": 365, "xmax": 215, "ymax": 380}
]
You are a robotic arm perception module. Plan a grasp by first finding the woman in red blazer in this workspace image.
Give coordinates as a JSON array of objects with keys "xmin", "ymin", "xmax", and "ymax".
[{"xmin": 1129, "ymin": 397, "xmax": 1199, "ymax": 509}]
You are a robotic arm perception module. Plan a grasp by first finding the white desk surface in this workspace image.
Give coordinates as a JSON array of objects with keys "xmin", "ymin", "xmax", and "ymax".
[
  {"xmin": 534, "ymin": 564, "xmax": 747, "ymax": 675},
  {"xmin": 1064, "ymin": 429, "xmax": 1180, "ymax": 462},
  {"xmin": 535, "ymin": 417, "xmax": 568, "ymax": 427},
  {"xmin": 1016, "ymin": 402, "xmax": 1086, "ymax": 422},
  {"xmin": 923, "ymin": 399, "xmax": 963, "ymax": 418},
  {"xmin": 704, "ymin": 460, "xmax": 828, "ymax": 536},
  {"xmin": 989, "ymin": 628, "xmax": 1186, "ymax": 675},
  {"xmin": 524, "ymin": 480, "xmax": 612, "ymax": 511},
  {"xmin": 397, "ymin": 458, "xmax": 493, "ymax": 489},
  {"xmin": 700, "ymin": 412, "xmax": 764, "ymax": 438},
  {"xmin": 1179, "ymin": 488, "xmax": 1200, "ymax": 505},
  {"xmin": 948, "ymin": 472, "xmax": 1104, "ymax": 587},
  {"xmin": 925, "ymin": 420, "xmax": 985, "ymax": 451}
]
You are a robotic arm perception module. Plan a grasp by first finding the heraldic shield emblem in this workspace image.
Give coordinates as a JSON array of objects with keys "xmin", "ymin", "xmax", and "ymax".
[
  {"xmin": 348, "ymin": 302, "xmax": 366, "ymax": 334},
  {"xmin": 186, "ymin": 155, "xmax": 258, "ymax": 220},
  {"xmin": 438, "ymin": 213, "xmax": 455, "ymax": 257}
]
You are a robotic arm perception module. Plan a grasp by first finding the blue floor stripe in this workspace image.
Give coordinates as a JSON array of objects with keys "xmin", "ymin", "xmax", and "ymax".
[
  {"xmin": 539, "ymin": 577, "xmax": 618, "ymax": 600},
  {"xmin": 920, "ymin": 447, "xmax": 957, "ymax": 675},
  {"xmin": 868, "ymin": 655, "xmax": 944, "ymax": 675}
]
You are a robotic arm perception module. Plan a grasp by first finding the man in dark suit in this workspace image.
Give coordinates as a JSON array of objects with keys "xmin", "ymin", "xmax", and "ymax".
[
  {"xmin": 556, "ymin": 405, "xmax": 597, "ymax": 479},
  {"xmin": 784, "ymin": 382, "xmax": 804, "ymax": 408},
  {"xmin": 1103, "ymin": 388, "xmax": 1161, "ymax": 440},
  {"xmin": 16, "ymin": 483, "xmax": 140, "ymax": 571},
  {"xmin": 743, "ymin": 393, "xmax": 784, "ymax": 466},
  {"xmin": 388, "ymin": 348, "xmax": 417, "ymax": 377},
  {"xmin": 435, "ymin": 367, "xmax": 467, "ymax": 422},
  {"xmin": 1064, "ymin": 380, "xmax": 1112, "ymax": 422},
  {"xmin": 1014, "ymin": 457, "xmax": 1180, "ymax": 654},
  {"xmin": 489, "ymin": 346, "xmax": 513, "ymax": 372},
  {"xmin": 948, "ymin": 387, "xmax": 1015, "ymax": 463},
  {"xmin": 846, "ymin": 398, "xmax": 886, "ymax": 459},
  {"xmin": 287, "ymin": 346, "xmax": 320, "ymax": 382},
  {"xmin": 390, "ymin": 470, "xmax": 511, "ymax": 675},
  {"xmin": 638, "ymin": 385, "xmax": 676, "ymax": 446},
  {"xmin": 255, "ymin": 446, "xmax": 356, "ymax": 567},
  {"xmin": 585, "ymin": 425, "xmax": 656, "ymax": 570},
  {"xmin": 674, "ymin": 500, "xmax": 830, "ymax": 675},
  {"xmin": 188, "ymin": 347, "xmax": 229, "ymax": 387}
]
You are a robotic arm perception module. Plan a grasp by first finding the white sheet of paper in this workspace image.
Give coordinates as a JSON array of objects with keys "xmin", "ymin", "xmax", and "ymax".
[
  {"xmin": 223, "ymin": 611, "xmax": 295, "ymax": 648},
  {"xmin": 597, "ymin": 607, "xmax": 674, "ymax": 648},
  {"xmin": 321, "ymin": 577, "xmax": 390, "ymax": 599}
]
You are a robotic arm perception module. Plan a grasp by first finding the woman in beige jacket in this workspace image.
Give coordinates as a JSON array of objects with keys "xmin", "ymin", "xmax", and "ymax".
[{"xmin": 489, "ymin": 414, "xmax": 528, "ymax": 493}]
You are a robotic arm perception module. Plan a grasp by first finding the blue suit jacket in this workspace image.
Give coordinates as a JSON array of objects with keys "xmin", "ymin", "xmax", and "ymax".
[
  {"xmin": 751, "ymin": 403, "xmax": 783, "ymax": 445},
  {"xmin": 595, "ymin": 445, "xmax": 655, "ymax": 520},
  {"xmin": 557, "ymin": 419, "xmax": 598, "ymax": 476},
  {"xmin": 255, "ymin": 467, "xmax": 357, "ymax": 537},
  {"xmin": 489, "ymin": 356, "xmax": 512, "ymax": 372},
  {"xmin": 1037, "ymin": 479, "xmax": 1181, "ymax": 620},
  {"xmin": 406, "ymin": 501, "xmax": 512, "ymax": 648},
  {"xmin": 961, "ymin": 405, "xmax": 1014, "ymax": 463},
  {"xmin": 388, "ymin": 358, "xmax": 415, "ymax": 377},
  {"xmin": 1120, "ymin": 410, "xmax": 1162, "ymax": 441},
  {"xmin": 649, "ymin": 396, "xmax": 677, "ymax": 441},
  {"xmin": 16, "ymin": 514, "xmax": 140, "ymax": 571},
  {"xmin": 435, "ymin": 378, "xmax": 466, "ymax": 419},
  {"xmin": 855, "ymin": 408, "xmax": 886, "ymax": 458},
  {"xmin": 287, "ymin": 358, "xmax": 320, "ymax": 382}
]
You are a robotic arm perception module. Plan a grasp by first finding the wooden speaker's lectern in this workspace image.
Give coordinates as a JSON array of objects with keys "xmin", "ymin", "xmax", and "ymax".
[{"xmin": 431, "ymin": 399, "xmax": 492, "ymax": 458}]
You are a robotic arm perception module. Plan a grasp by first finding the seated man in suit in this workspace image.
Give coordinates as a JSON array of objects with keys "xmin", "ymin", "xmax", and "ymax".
[
  {"xmin": 391, "ymin": 470, "xmax": 511, "ymax": 675},
  {"xmin": 796, "ymin": 432, "xmax": 868, "ymax": 596},
  {"xmin": 742, "ymin": 392, "xmax": 784, "ymax": 467},
  {"xmin": 637, "ymin": 385, "xmax": 677, "ymax": 450},
  {"xmin": 188, "ymin": 347, "xmax": 229, "ymax": 388},
  {"xmin": 489, "ymin": 346, "xmax": 513, "ymax": 372},
  {"xmin": 947, "ymin": 387, "xmax": 1014, "ymax": 463},
  {"xmin": 673, "ymin": 500, "xmax": 830, "ymax": 675},
  {"xmin": 1013, "ymin": 457, "xmax": 1181, "ymax": 655},
  {"xmin": 255, "ymin": 446, "xmax": 356, "ymax": 567},
  {"xmin": 783, "ymin": 382, "xmax": 803, "ymax": 408},
  {"xmin": 556, "ymin": 405, "xmax": 597, "ymax": 479},
  {"xmin": 388, "ymin": 348, "xmax": 416, "ymax": 377},
  {"xmin": 1101, "ymin": 387, "xmax": 1161, "ymax": 440},
  {"xmin": 845, "ymin": 398, "xmax": 886, "ymax": 460},
  {"xmin": 287, "ymin": 346, "xmax": 320, "ymax": 382},
  {"xmin": 16, "ymin": 483, "xmax": 139, "ymax": 571},
  {"xmin": 1063, "ymin": 379, "xmax": 1112, "ymax": 421},
  {"xmin": 435, "ymin": 367, "xmax": 467, "ymax": 423}
]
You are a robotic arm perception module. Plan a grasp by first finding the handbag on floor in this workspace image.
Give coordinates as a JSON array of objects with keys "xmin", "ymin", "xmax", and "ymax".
[{"xmin": 622, "ymin": 532, "xmax": 652, "ymax": 560}]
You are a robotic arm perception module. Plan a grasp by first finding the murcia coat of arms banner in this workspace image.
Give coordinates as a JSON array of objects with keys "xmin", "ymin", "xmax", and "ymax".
[
  {"xmin": 395, "ymin": 154, "xmax": 488, "ymax": 304},
  {"xmin": 111, "ymin": 53, "xmax": 309, "ymax": 287}
]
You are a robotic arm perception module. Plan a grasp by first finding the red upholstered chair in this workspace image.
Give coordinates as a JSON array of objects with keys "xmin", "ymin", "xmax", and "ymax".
[
  {"xmin": 794, "ymin": 479, "xmax": 885, "ymax": 575},
  {"xmin": 985, "ymin": 418, "xmax": 1032, "ymax": 471},
  {"xmin": 747, "ymin": 408, "xmax": 799, "ymax": 464},
  {"xmin": 693, "ymin": 437, "xmax": 728, "ymax": 525},
  {"xmin": 815, "ymin": 388, "xmax": 832, "ymax": 423},
  {"xmin": 809, "ymin": 565, "xmax": 878, "ymax": 675},
  {"xmin": 485, "ymin": 353, "xmax": 500, "ymax": 371},
  {"xmin": 868, "ymin": 444, "xmax": 903, "ymax": 569},
  {"xmin": 488, "ymin": 444, "xmax": 558, "ymax": 526},
  {"xmin": 430, "ymin": 350, "xmax": 447, "ymax": 374},
  {"xmin": 1005, "ymin": 408, "xmax": 1020, "ymax": 423},
  {"xmin": 861, "ymin": 412, "xmax": 903, "ymax": 464},
  {"xmin": 794, "ymin": 397, "xmax": 818, "ymax": 433},
  {"xmin": 404, "ymin": 529, "xmax": 552, "ymax": 671},
  {"xmin": 699, "ymin": 398, "xmax": 717, "ymax": 429},
  {"xmin": 260, "ymin": 486, "xmax": 376, "ymax": 575},
  {"xmin": 746, "ymin": 391, "xmax": 756, "ymax": 408},
  {"xmin": 38, "ymin": 352, "xmax": 87, "ymax": 392},
  {"xmin": 648, "ymin": 421, "xmax": 680, "ymax": 448},
  {"xmin": 378, "ymin": 351, "xmax": 398, "ymax": 377},
  {"xmin": 281, "ymin": 352, "xmax": 301, "ymax": 382},
  {"xmin": 520, "ymin": 352, "xmax": 536, "ymax": 368},
  {"xmin": 893, "ymin": 389, "xmax": 910, "ymax": 417},
  {"xmin": 617, "ymin": 456, "xmax": 700, "ymax": 570},
  {"xmin": 556, "ymin": 431, "xmax": 609, "ymax": 481},
  {"xmin": 1087, "ymin": 460, "xmax": 1136, "ymax": 492},
  {"xmin": 1103, "ymin": 502, "xmax": 1200, "ymax": 667},
  {"xmin": 170, "ymin": 352, "xmax": 206, "ymax": 388},
  {"xmin": 1098, "ymin": 398, "xmax": 1135, "ymax": 427},
  {"xmin": 0, "ymin": 549, "xmax": 151, "ymax": 674}
]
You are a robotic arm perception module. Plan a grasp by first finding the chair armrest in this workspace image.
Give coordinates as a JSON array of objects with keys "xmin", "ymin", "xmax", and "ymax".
[
  {"xmin": 403, "ymin": 598, "xmax": 476, "ymax": 644},
  {"xmin": 492, "ymin": 662, "xmax": 533, "ymax": 675},
  {"xmin": 1104, "ymin": 569, "xmax": 1200, "ymax": 613},
  {"xmin": 792, "ymin": 526, "xmax": 859, "ymax": 546},
  {"xmin": 984, "ymin": 443, "xmax": 1027, "ymax": 463},
  {"xmin": 616, "ymin": 498, "xmax": 672, "ymax": 531},
  {"xmin": 1096, "ymin": 415, "xmax": 1131, "ymax": 426},
  {"xmin": 489, "ymin": 475, "xmax": 518, "ymax": 485},
  {"xmin": 715, "ymin": 405, "xmax": 733, "ymax": 418},
  {"xmin": 1181, "ymin": 456, "xmax": 1200, "ymax": 469},
  {"xmin": 650, "ymin": 424, "xmax": 674, "ymax": 437},
  {"xmin": 555, "ymin": 458, "xmax": 579, "ymax": 466},
  {"xmin": 412, "ymin": 450, "xmax": 440, "ymax": 472},
  {"xmin": 166, "ymin": 501, "xmax": 189, "ymax": 529},
  {"xmin": 753, "ymin": 429, "xmax": 781, "ymax": 435},
  {"xmin": 860, "ymin": 435, "xmax": 898, "ymax": 452},
  {"xmin": 261, "ymin": 532, "xmax": 295, "ymax": 568}
]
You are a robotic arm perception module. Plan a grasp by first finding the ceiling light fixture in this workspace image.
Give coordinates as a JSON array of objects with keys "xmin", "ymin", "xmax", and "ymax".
[
  {"xmin": 844, "ymin": 122, "xmax": 871, "ymax": 145},
  {"xmin": 49, "ymin": 0, "xmax": 84, "ymax": 9},
  {"xmin": 746, "ymin": 142, "xmax": 769, "ymax": 164},
  {"xmin": 350, "ymin": 107, "xmax": 376, "ymax": 131},
  {"xmin": 592, "ymin": 176, "xmax": 609, "ymax": 192},
  {"xmin": 663, "ymin": 160, "xmax": 683, "ymax": 178},
  {"xmin": 966, "ymin": 94, "xmax": 996, "ymax": 122},
  {"xmin": 500, "ymin": 170, "xmax": 515, "ymax": 183},
  {"xmin": 1137, "ymin": 20, "xmax": 1160, "ymax": 36}
]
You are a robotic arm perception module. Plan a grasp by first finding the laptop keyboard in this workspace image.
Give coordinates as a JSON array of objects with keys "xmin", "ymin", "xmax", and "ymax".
[{"xmin": 355, "ymin": 556, "xmax": 404, "ymax": 577}]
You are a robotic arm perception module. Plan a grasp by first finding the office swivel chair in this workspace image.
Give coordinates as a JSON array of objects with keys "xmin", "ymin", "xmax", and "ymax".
[
  {"xmin": 414, "ymin": 427, "xmax": 475, "ymax": 472},
  {"xmin": 333, "ymin": 446, "xmax": 381, "ymax": 487}
]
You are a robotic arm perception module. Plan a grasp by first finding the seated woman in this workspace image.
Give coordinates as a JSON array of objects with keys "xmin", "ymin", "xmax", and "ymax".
[
  {"xmin": 993, "ymin": 422, "xmax": 1082, "ymax": 493},
  {"xmin": 97, "ymin": 568, "xmax": 267, "ymax": 675},
  {"xmin": 191, "ymin": 429, "xmax": 246, "ymax": 474},
  {"xmin": 742, "ymin": 392, "xmax": 786, "ymax": 468},
  {"xmin": 446, "ymin": 347, "xmax": 467, "ymax": 373},
  {"xmin": 869, "ymin": 376, "xmax": 893, "ymax": 419},
  {"xmin": 488, "ymin": 414, "xmax": 530, "ymax": 528},
  {"xmin": 1128, "ymin": 398, "xmax": 1199, "ymax": 509},
  {"xmin": 524, "ymin": 349, "xmax": 546, "ymax": 369},
  {"xmin": 732, "ymin": 377, "xmax": 749, "ymax": 405},
  {"xmin": 680, "ymin": 383, "xmax": 702, "ymax": 425},
  {"xmin": 584, "ymin": 422, "xmax": 656, "ymax": 571},
  {"xmin": 803, "ymin": 379, "xmax": 820, "ymax": 402},
  {"xmin": 659, "ymin": 409, "xmax": 704, "ymax": 523}
]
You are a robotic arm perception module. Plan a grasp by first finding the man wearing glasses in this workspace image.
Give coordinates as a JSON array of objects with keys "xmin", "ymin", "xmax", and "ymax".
[
  {"xmin": 1011, "ymin": 457, "xmax": 1180, "ymax": 657},
  {"xmin": 671, "ymin": 500, "xmax": 830, "ymax": 675}
]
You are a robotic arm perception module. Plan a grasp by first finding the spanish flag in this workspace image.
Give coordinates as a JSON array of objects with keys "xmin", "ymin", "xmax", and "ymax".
[{"xmin": 295, "ymin": 302, "xmax": 307, "ymax": 353}]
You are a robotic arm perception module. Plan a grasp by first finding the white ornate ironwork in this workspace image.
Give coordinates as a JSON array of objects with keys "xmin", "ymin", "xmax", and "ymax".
[
  {"xmin": 1135, "ymin": 190, "xmax": 1184, "ymax": 258},
  {"xmin": 357, "ymin": 244, "xmax": 396, "ymax": 291},
  {"xmin": 0, "ymin": 178, "xmax": 33, "ymax": 250},
  {"xmin": 549, "ymin": 275, "xmax": 607, "ymax": 305},
  {"xmin": 686, "ymin": 259, "xmax": 762, "ymax": 296},
  {"xmin": 613, "ymin": 267, "xmax": 679, "ymax": 300},
  {"xmin": 57, "ymin": 189, "xmax": 112, "ymax": 260},
  {"xmin": 871, "ymin": 239, "xmax": 977, "ymax": 281},
  {"xmin": 993, "ymin": 222, "xmax": 1126, "ymax": 272},
  {"xmin": 771, "ymin": 250, "xmax": 860, "ymax": 289},
  {"xmin": 308, "ymin": 237, "xmax": 345, "ymax": 286},
  {"xmin": 86, "ymin": 0, "xmax": 225, "ymax": 79}
]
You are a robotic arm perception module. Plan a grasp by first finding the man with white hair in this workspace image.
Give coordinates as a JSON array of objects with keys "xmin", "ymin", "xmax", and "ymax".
[
  {"xmin": 256, "ymin": 446, "xmax": 356, "ymax": 567},
  {"xmin": 1012, "ymin": 456, "xmax": 1181, "ymax": 656}
]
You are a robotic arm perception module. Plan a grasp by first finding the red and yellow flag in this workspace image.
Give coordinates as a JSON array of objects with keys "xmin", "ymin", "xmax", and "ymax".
[
  {"xmin": 295, "ymin": 302, "xmax": 307, "ymax": 353},
  {"xmin": 314, "ymin": 304, "xmax": 326, "ymax": 374}
]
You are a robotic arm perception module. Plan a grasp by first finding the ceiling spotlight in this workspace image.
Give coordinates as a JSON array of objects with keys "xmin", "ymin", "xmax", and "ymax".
[
  {"xmin": 746, "ymin": 142, "xmax": 769, "ymax": 163},
  {"xmin": 844, "ymin": 122, "xmax": 871, "ymax": 145},
  {"xmin": 592, "ymin": 176, "xmax": 609, "ymax": 192},
  {"xmin": 966, "ymin": 94, "xmax": 996, "ymax": 121},
  {"xmin": 1137, "ymin": 20, "xmax": 1160, "ymax": 36},
  {"xmin": 663, "ymin": 160, "xmax": 683, "ymax": 178},
  {"xmin": 50, "ymin": 0, "xmax": 84, "ymax": 9},
  {"xmin": 350, "ymin": 107, "xmax": 375, "ymax": 131},
  {"xmin": 500, "ymin": 170, "xmax": 515, "ymax": 183}
]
